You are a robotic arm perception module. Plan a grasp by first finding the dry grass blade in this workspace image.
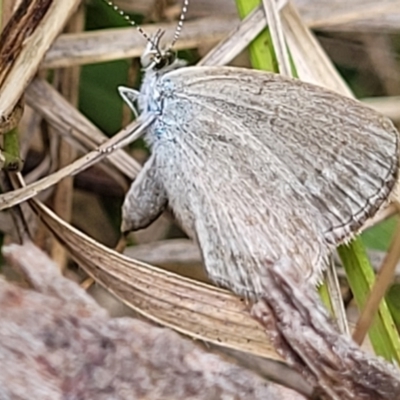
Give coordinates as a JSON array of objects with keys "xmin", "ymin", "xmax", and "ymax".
[
  {"xmin": 30, "ymin": 198, "xmax": 282, "ymax": 362},
  {"xmin": 262, "ymin": 0, "xmax": 291, "ymax": 76},
  {"xmin": 44, "ymin": 0, "xmax": 400, "ymax": 71},
  {"xmin": 363, "ymin": 96, "xmax": 400, "ymax": 123},
  {"xmin": 0, "ymin": 0, "xmax": 80, "ymax": 117},
  {"xmin": 324, "ymin": 258, "xmax": 350, "ymax": 335},
  {"xmin": 281, "ymin": 2, "xmax": 353, "ymax": 95},
  {"xmin": 0, "ymin": 117, "xmax": 152, "ymax": 211},
  {"xmin": 114, "ymin": 0, "xmax": 400, "ymax": 32},
  {"xmin": 26, "ymin": 78, "xmax": 141, "ymax": 178},
  {"xmin": 49, "ymin": 6, "xmax": 84, "ymax": 270},
  {"xmin": 304, "ymin": 1, "xmax": 400, "ymax": 32},
  {"xmin": 197, "ymin": 5, "xmax": 267, "ymax": 67},
  {"xmin": 43, "ymin": 17, "xmax": 238, "ymax": 69}
]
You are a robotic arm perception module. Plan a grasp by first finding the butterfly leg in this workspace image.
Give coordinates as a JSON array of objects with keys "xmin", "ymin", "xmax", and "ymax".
[
  {"xmin": 121, "ymin": 153, "xmax": 167, "ymax": 233},
  {"xmin": 118, "ymin": 86, "xmax": 140, "ymax": 119}
]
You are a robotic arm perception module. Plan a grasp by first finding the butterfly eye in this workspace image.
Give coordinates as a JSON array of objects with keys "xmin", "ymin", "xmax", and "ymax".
[
  {"xmin": 141, "ymin": 30, "xmax": 171, "ymax": 70},
  {"xmin": 151, "ymin": 50, "xmax": 177, "ymax": 71}
]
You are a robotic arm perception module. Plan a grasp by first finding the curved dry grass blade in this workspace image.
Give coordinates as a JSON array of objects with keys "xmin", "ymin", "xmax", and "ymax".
[
  {"xmin": 0, "ymin": 117, "xmax": 153, "ymax": 211},
  {"xmin": 29, "ymin": 199, "xmax": 282, "ymax": 361},
  {"xmin": 49, "ymin": 8, "xmax": 85, "ymax": 270}
]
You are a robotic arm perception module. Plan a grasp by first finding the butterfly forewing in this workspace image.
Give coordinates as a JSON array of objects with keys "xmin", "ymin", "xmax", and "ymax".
[
  {"xmin": 160, "ymin": 67, "xmax": 399, "ymax": 240},
  {"xmin": 142, "ymin": 66, "xmax": 399, "ymax": 296}
]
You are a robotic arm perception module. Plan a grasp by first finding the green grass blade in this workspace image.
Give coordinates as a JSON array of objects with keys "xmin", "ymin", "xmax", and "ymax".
[
  {"xmin": 235, "ymin": 0, "xmax": 277, "ymax": 72},
  {"xmin": 338, "ymin": 240, "xmax": 400, "ymax": 363}
]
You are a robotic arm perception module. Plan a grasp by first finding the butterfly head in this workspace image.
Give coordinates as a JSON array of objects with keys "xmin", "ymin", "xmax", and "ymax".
[
  {"xmin": 140, "ymin": 30, "xmax": 177, "ymax": 71},
  {"xmin": 102, "ymin": 0, "xmax": 188, "ymax": 72}
]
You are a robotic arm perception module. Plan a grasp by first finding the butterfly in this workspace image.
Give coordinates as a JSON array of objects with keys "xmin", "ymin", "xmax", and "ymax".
[{"xmin": 119, "ymin": 31, "xmax": 399, "ymax": 298}]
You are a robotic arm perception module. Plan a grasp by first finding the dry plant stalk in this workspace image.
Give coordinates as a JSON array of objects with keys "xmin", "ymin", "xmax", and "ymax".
[
  {"xmin": 0, "ymin": 0, "xmax": 80, "ymax": 118},
  {"xmin": 47, "ymin": 5, "xmax": 85, "ymax": 270}
]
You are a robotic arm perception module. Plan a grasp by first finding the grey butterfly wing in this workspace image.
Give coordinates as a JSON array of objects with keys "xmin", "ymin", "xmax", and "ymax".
[{"xmin": 147, "ymin": 66, "xmax": 399, "ymax": 296}]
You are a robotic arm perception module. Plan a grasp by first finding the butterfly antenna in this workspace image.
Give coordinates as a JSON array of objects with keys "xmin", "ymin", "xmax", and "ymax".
[
  {"xmin": 169, "ymin": 0, "xmax": 189, "ymax": 49},
  {"xmin": 102, "ymin": 0, "xmax": 162, "ymax": 57}
]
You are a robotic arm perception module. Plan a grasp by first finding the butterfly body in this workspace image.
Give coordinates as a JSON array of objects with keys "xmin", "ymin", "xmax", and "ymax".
[{"xmin": 121, "ymin": 60, "xmax": 399, "ymax": 298}]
